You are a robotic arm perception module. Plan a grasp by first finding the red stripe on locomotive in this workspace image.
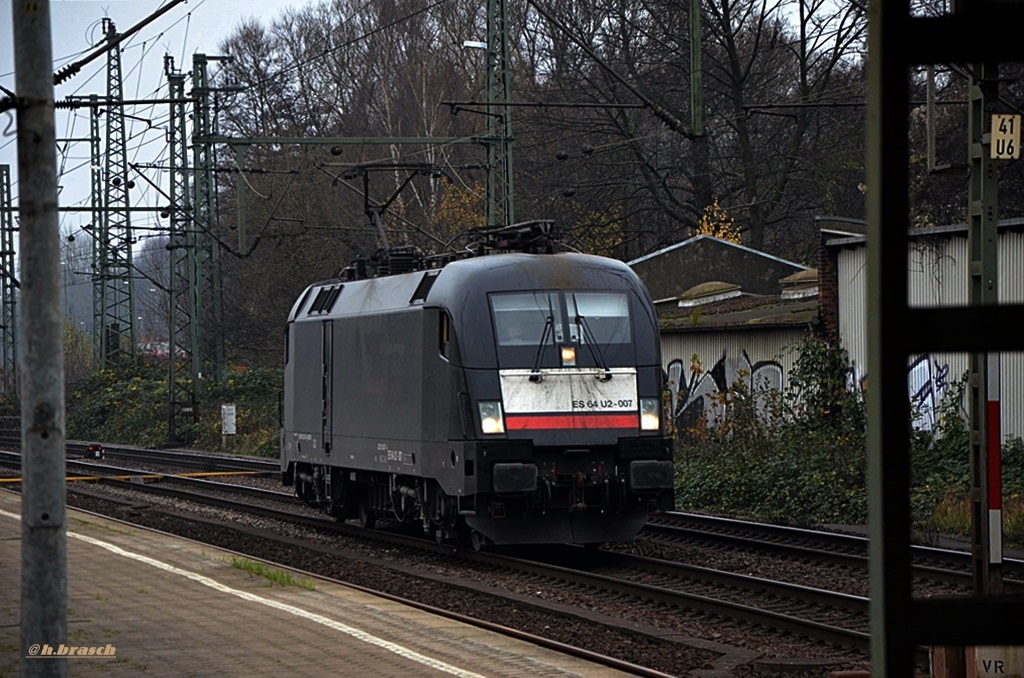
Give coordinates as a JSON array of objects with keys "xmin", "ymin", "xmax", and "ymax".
[{"xmin": 504, "ymin": 413, "xmax": 640, "ymax": 430}]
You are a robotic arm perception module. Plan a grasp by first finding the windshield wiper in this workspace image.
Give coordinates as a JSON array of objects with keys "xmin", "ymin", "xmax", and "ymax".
[
  {"xmin": 575, "ymin": 312, "xmax": 612, "ymax": 381},
  {"xmin": 529, "ymin": 315, "xmax": 553, "ymax": 382}
]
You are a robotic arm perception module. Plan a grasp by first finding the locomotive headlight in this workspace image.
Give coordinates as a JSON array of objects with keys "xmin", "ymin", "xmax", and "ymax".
[
  {"xmin": 560, "ymin": 346, "xmax": 576, "ymax": 366},
  {"xmin": 478, "ymin": 401, "xmax": 506, "ymax": 434},
  {"xmin": 639, "ymin": 397, "xmax": 660, "ymax": 431}
]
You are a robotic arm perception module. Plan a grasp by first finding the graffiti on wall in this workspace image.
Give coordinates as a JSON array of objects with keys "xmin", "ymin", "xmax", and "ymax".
[
  {"xmin": 666, "ymin": 350, "xmax": 784, "ymax": 429},
  {"xmin": 906, "ymin": 354, "xmax": 957, "ymax": 431},
  {"xmin": 666, "ymin": 349, "xmax": 958, "ymax": 431}
]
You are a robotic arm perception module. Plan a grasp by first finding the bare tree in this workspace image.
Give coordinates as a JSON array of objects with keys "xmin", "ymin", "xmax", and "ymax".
[{"xmin": 208, "ymin": 0, "xmax": 871, "ymax": 363}]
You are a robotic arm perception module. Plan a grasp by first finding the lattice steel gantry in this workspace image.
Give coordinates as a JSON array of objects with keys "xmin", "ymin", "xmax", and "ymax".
[
  {"xmin": 94, "ymin": 18, "xmax": 136, "ymax": 367},
  {"xmin": 191, "ymin": 53, "xmax": 226, "ymax": 384},
  {"xmin": 164, "ymin": 55, "xmax": 199, "ymax": 442}
]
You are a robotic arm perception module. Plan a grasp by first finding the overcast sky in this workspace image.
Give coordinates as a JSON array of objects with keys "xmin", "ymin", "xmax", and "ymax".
[{"xmin": 0, "ymin": 0, "xmax": 319, "ymax": 239}]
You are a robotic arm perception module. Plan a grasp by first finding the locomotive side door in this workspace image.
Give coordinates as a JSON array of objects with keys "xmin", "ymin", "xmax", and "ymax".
[{"xmin": 321, "ymin": 320, "xmax": 334, "ymax": 456}]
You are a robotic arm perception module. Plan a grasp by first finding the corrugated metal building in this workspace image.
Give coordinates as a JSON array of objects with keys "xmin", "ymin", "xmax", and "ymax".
[
  {"xmin": 629, "ymin": 224, "xmax": 1024, "ymax": 441},
  {"xmin": 823, "ymin": 219, "xmax": 1024, "ymax": 439}
]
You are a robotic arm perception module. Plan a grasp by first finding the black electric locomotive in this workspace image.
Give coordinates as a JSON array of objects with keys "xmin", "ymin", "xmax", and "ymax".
[{"xmin": 280, "ymin": 236, "xmax": 674, "ymax": 548}]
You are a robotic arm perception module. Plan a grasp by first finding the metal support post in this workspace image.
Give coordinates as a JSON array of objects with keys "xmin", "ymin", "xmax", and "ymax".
[
  {"xmin": 97, "ymin": 19, "xmax": 136, "ymax": 367},
  {"xmin": 690, "ymin": 0, "xmax": 703, "ymax": 137},
  {"xmin": 88, "ymin": 96, "xmax": 103, "ymax": 367},
  {"xmin": 209, "ymin": 94, "xmax": 225, "ymax": 380},
  {"xmin": 12, "ymin": 1, "xmax": 68, "ymax": 674},
  {"xmin": 967, "ymin": 62, "xmax": 1001, "ymax": 595},
  {"xmin": 191, "ymin": 54, "xmax": 225, "ymax": 383},
  {"xmin": 485, "ymin": 0, "xmax": 514, "ymax": 229},
  {"xmin": 164, "ymin": 55, "xmax": 198, "ymax": 442}
]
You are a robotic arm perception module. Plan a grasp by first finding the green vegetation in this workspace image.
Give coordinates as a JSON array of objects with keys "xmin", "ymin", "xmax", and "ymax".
[
  {"xmin": 65, "ymin": 362, "xmax": 281, "ymax": 457},
  {"xmin": 672, "ymin": 336, "xmax": 1024, "ymax": 548},
  {"xmin": 228, "ymin": 557, "xmax": 316, "ymax": 589}
]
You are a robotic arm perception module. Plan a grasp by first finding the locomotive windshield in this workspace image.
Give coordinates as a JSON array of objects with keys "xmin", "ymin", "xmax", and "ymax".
[
  {"xmin": 490, "ymin": 290, "xmax": 633, "ymax": 368},
  {"xmin": 491, "ymin": 292, "xmax": 565, "ymax": 346},
  {"xmin": 567, "ymin": 292, "xmax": 631, "ymax": 345}
]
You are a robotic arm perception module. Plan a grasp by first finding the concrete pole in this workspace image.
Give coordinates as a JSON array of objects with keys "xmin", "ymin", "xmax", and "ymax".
[{"xmin": 12, "ymin": 1, "xmax": 68, "ymax": 676}]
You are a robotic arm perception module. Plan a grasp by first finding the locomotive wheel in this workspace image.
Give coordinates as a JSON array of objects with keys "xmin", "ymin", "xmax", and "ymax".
[
  {"xmin": 296, "ymin": 478, "xmax": 315, "ymax": 508},
  {"xmin": 358, "ymin": 502, "xmax": 376, "ymax": 529},
  {"xmin": 469, "ymin": 529, "xmax": 486, "ymax": 552}
]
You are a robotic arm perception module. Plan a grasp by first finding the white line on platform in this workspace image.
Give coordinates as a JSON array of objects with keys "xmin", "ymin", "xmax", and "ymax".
[{"xmin": 0, "ymin": 507, "xmax": 484, "ymax": 678}]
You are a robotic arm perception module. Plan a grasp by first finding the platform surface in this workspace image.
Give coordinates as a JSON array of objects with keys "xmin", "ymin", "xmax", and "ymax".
[{"xmin": 0, "ymin": 490, "xmax": 632, "ymax": 676}]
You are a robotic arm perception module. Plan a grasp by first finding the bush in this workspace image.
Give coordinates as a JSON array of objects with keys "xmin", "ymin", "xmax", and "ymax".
[
  {"xmin": 908, "ymin": 373, "xmax": 971, "ymax": 529},
  {"xmin": 674, "ymin": 337, "xmax": 868, "ymax": 526},
  {"xmin": 66, "ymin": 363, "xmax": 282, "ymax": 457},
  {"xmin": 673, "ymin": 341, "xmax": 1024, "ymax": 549}
]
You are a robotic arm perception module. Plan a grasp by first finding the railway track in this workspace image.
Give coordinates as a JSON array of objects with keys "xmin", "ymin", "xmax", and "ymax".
[
  {"xmin": 8, "ymin": 453, "xmax": 880, "ymax": 664},
  {"xmin": 469, "ymin": 545, "xmax": 876, "ymax": 655},
  {"xmin": 645, "ymin": 511, "xmax": 1024, "ymax": 592},
  {"xmin": 57, "ymin": 478, "xmax": 875, "ymax": 672},
  {"xmin": 5, "ymin": 442, "xmax": 967, "ymax": 670},
  {"xmin": 0, "ymin": 449, "xmax": 291, "ymax": 506},
  {"xmin": 45, "ymin": 481, "xmax": 686, "ymax": 675},
  {"xmin": 0, "ymin": 435, "xmax": 279, "ymax": 474}
]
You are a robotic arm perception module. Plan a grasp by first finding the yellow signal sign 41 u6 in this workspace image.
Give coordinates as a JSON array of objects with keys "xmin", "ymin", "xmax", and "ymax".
[{"xmin": 992, "ymin": 114, "xmax": 1021, "ymax": 159}]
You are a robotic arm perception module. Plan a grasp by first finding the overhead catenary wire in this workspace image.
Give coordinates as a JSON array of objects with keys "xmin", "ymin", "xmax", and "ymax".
[
  {"xmin": 2, "ymin": 0, "xmax": 205, "ymax": 178},
  {"xmin": 129, "ymin": 162, "xmax": 267, "ymax": 258},
  {"xmin": 314, "ymin": 165, "xmax": 448, "ymax": 249},
  {"xmin": 0, "ymin": 0, "xmax": 189, "ymax": 115}
]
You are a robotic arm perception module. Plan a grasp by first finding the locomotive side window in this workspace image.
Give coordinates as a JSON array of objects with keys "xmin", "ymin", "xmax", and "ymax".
[
  {"xmin": 439, "ymin": 311, "xmax": 451, "ymax": 359},
  {"xmin": 491, "ymin": 292, "xmax": 564, "ymax": 347},
  {"xmin": 568, "ymin": 292, "xmax": 631, "ymax": 345}
]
